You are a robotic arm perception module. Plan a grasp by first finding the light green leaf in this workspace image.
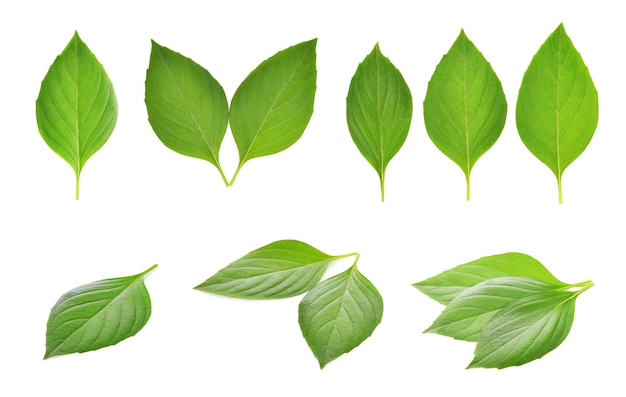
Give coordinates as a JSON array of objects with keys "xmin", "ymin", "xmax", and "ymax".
[
  {"xmin": 516, "ymin": 23, "xmax": 598, "ymax": 203},
  {"xmin": 36, "ymin": 31, "xmax": 118, "ymax": 199},
  {"xmin": 298, "ymin": 263, "xmax": 383, "ymax": 368},
  {"xmin": 425, "ymin": 277, "xmax": 560, "ymax": 341},
  {"xmin": 229, "ymin": 39, "xmax": 317, "ymax": 185},
  {"xmin": 346, "ymin": 44, "xmax": 413, "ymax": 201},
  {"xmin": 195, "ymin": 240, "xmax": 350, "ymax": 299},
  {"xmin": 424, "ymin": 30, "xmax": 507, "ymax": 200},
  {"xmin": 468, "ymin": 283, "xmax": 592, "ymax": 369},
  {"xmin": 44, "ymin": 264, "xmax": 157, "ymax": 359},
  {"xmin": 413, "ymin": 253, "xmax": 565, "ymax": 305},
  {"xmin": 145, "ymin": 41, "xmax": 229, "ymax": 186}
]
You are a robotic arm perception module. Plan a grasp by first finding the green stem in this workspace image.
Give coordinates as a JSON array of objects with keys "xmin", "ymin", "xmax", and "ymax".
[
  {"xmin": 380, "ymin": 172, "xmax": 385, "ymax": 202},
  {"xmin": 139, "ymin": 264, "xmax": 159, "ymax": 277},
  {"xmin": 465, "ymin": 173, "xmax": 471, "ymax": 201},
  {"xmin": 557, "ymin": 174, "xmax": 563, "ymax": 204},
  {"xmin": 229, "ymin": 162, "xmax": 244, "ymax": 186},
  {"xmin": 75, "ymin": 172, "xmax": 80, "ymax": 200},
  {"xmin": 216, "ymin": 164, "xmax": 230, "ymax": 187}
]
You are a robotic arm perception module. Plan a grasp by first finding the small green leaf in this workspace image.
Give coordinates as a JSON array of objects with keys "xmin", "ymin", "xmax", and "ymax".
[
  {"xmin": 145, "ymin": 41, "xmax": 229, "ymax": 186},
  {"xmin": 424, "ymin": 30, "xmax": 507, "ymax": 200},
  {"xmin": 425, "ymin": 277, "xmax": 560, "ymax": 341},
  {"xmin": 195, "ymin": 240, "xmax": 348, "ymax": 299},
  {"xmin": 346, "ymin": 44, "xmax": 413, "ymax": 201},
  {"xmin": 413, "ymin": 253, "xmax": 565, "ymax": 305},
  {"xmin": 516, "ymin": 23, "xmax": 598, "ymax": 203},
  {"xmin": 44, "ymin": 264, "xmax": 157, "ymax": 359},
  {"xmin": 36, "ymin": 31, "xmax": 118, "ymax": 199},
  {"xmin": 298, "ymin": 263, "xmax": 383, "ymax": 368},
  {"xmin": 229, "ymin": 39, "xmax": 317, "ymax": 185},
  {"xmin": 468, "ymin": 284, "xmax": 592, "ymax": 369}
]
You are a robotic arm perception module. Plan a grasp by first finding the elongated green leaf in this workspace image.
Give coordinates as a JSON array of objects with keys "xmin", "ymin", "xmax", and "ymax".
[
  {"xmin": 145, "ymin": 41, "xmax": 229, "ymax": 186},
  {"xmin": 425, "ymin": 277, "xmax": 559, "ymax": 341},
  {"xmin": 229, "ymin": 39, "xmax": 317, "ymax": 185},
  {"xmin": 298, "ymin": 264, "xmax": 383, "ymax": 368},
  {"xmin": 516, "ymin": 23, "xmax": 598, "ymax": 203},
  {"xmin": 36, "ymin": 31, "xmax": 118, "ymax": 199},
  {"xmin": 346, "ymin": 44, "xmax": 412, "ymax": 201},
  {"xmin": 44, "ymin": 264, "xmax": 157, "ymax": 359},
  {"xmin": 413, "ymin": 253, "xmax": 565, "ymax": 305},
  {"xmin": 424, "ymin": 30, "xmax": 507, "ymax": 200},
  {"xmin": 195, "ymin": 240, "xmax": 348, "ymax": 299}
]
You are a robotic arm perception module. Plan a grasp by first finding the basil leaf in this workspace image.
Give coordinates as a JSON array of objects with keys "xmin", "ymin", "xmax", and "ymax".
[
  {"xmin": 346, "ymin": 44, "xmax": 412, "ymax": 201},
  {"xmin": 195, "ymin": 240, "xmax": 349, "ymax": 299},
  {"xmin": 145, "ymin": 41, "xmax": 229, "ymax": 185},
  {"xmin": 36, "ymin": 31, "xmax": 118, "ymax": 199},
  {"xmin": 516, "ymin": 23, "xmax": 598, "ymax": 203},
  {"xmin": 44, "ymin": 264, "xmax": 157, "ymax": 359},
  {"xmin": 413, "ymin": 252, "xmax": 565, "ymax": 305},
  {"xmin": 424, "ymin": 30, "xmax": 507, "ymax": 200},
  {"xmin": 425, "ymin": 277, "xmax": 559, "ymax": 341},
  {"xmin": 298, "ymin": 263, "xmax": 383, "ymax": 368},
  {"xmin": 468, "ymin": 287, "xmax": 590, "ymax": 369},
  {"xmin": 229, "ymin": 39, "xmax": 317, "ymax": 185}
]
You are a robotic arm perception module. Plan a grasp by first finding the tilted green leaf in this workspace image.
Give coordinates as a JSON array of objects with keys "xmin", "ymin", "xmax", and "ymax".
[
  {"xmin": 194, "ymin": 240, "xmax": 346, "ymax": 299},
  {"xmin": 516, "ymin": 23, "xmax": 598, "ymax": 203},
  {"xmin": 36, "ymin": 31, "xmax": 118, "ymax": 199},
  {"xmin": 298, "ymin": 264, "xmax": 383, "ymax": 368},
  {"xmin": 424, "ymin": 30, "xmax": 507, "ymax": 200},
  {"xmin": 425, "ymin": 277, "xmax": 560, "ymax": 341},
  {"xmin": 44, "ymin": 264, "xmax": 157, "ymax": 359},
  {"xmin": 145, "ymin": 41, "xmax": 229, "ymax": 185},
  {"xmin": 346, "ymin": 44, "xmax": 413, "ymax": 201},
  {"xmin": 413, "ymin": 253, "xmax": 565, "ymax": 305},
  {"xmin": 229, "ymin": 39, "xmax": 317, "ymax": 185}
]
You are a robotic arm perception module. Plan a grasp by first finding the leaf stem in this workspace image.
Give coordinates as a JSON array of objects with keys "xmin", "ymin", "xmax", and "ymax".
[
  {"xmin": 139, "ymin": 264, "xmax": 159, "ymax": 278},
  {"xmin": 75, "ymin": 172, "xmax": 80, "ymax": 200},
  {"xmin": 557, "ymin": 175, "xmax": 563, "ymax": 204},
  {"xmin": 216, "ymin": 164, "xmax": 230, "ymax": 187},
  {"xmin": 229, "ymin": 162, "xmax": 244, "ymax": 186},
  {"xmin": 465, "ymin": 173, "xmax": 471, "ymax": 201},
  {"xmin": 380, "ymin": 172, "xmax": 385, "ymax": 202}
]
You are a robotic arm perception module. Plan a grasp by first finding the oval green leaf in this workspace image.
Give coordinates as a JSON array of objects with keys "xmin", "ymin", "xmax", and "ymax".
[
  {"xmin": 194, "ymin": 240, "xmax": 346, "ymax": 299},
  {"xmin": 516, "ymin": 23, "xmax": 598, "ymax": 203},
  {"xmin": 44, "ymin": 264, "xmax": 157, "ymax": 359},
  {"xmin": 145, "ymin": 41, "xmax": 229, "ymax": 186},
  {"xmin": 346, "ymin": 44, "xmax": 413, "ymax": 201},
  {"xmin": 229, "ymin": 39, "xmax": 317, "ymax": 185},
  {"xmin": 298, "ymin": 263, "xmax": 383, "ymax": 368},
  {"xmin": 36, "ymin": 31, "xmax": 118, "ymax": 199},
  {"xmin": 424, "ymin": 30, "xmax": 507, "ymax": 200},
  {"xmin": 413, "ymin": 252, "xmax": 565, "ymax": 305}
]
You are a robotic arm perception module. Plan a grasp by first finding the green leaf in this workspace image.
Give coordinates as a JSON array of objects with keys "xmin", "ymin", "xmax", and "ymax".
[
  {"xmin": 229, "ymin": 39, "xmax": 317, "ymax": 185},
  {"xmin": 36, "ymin": 31, "xmax": 118, "ymax": 199},
  {"xmin": 44, "ymin": 264, "xmax": 157, "ymax": 359},
  {"xmin": 298, "ymin": 263, "xmax": 383, "ymax": 368},
  {"xmin": 145, "ymin": 41, "xmax": 229, "ymax": 186},
  {"xmin": 195, "ymin": 240, "xmax": 350, "ymax": 299},
  {"xmin": 346, "ymin": 44, "xmax": 413, "ymax": 201},
  {"xmin": 413, "ymin": 252, "xmax": 565, "ymax": 305},
  {"xmin": 423, "ymin": 30, "xmax": 507, "ymax": 200},
  {"xmin": 516, "ymin": 23, "xmax": 598, "ymax": 203},
  {"xmin": 425, "ymin": 277, "xmax": 560, "ymax": 341},
  {"xmin": 468, "ymin": 283, "xmax": 592, "ymax": 369}
]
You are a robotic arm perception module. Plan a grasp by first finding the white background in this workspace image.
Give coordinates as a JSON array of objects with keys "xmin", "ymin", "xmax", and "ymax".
[{"xmin": 0, "ymin": 0, "xmax": 622, "ymax": 395}]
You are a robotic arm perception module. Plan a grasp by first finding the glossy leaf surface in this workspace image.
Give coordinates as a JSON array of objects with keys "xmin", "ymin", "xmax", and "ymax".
[
  {"xmin": 36, "ymin": 31, "xmax": 118, "ymax": 199},
  {"xmin": 516, "ymin": 23, "xmax": 598, "ymax": 203},
  {"xmin": 424, "ymin": 30, "xmax": 507, "ymax": 200},
  {"xmin": 45, "ymin": 265, "xmax": 157, "ymax": 359},
  {"xmin": 346, "ymin": 44, "xmax": 412, "ymax": 201}
]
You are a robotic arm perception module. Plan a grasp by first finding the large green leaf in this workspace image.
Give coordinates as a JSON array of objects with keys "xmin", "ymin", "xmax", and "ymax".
[
  {"xmin": 145, "ymin": 41, "xmax": 229, "ymax": 185},
  {"xmin": 516, "ymin": 23, "xmax": 598, "ymax": 203},
  {"xmin": 424, "ymin": 30, "xmax": 507, "ymax": 200},
  {"xmin": 346, "ymin": 44, "xmax": 413, "ymax": 201},
  {"xmin": 44, "ymin": 265, "xmax": 157, "ymax": 359},
  {"xmin": 298, "ymin": 264, "xmax": 383, "ymax": 368},
  {"xmin": 413, "ymin": 253, "xmax": 565, "ymax": 305},
  {"xmin": 36, "ymin": 31, "xmax": 118, "ymax": 199},
  {"xmin": 194, "ymin": 240, "xmax": 349, "ymax": 299},
  {"xmin": 229, "ymin": 39, "xmax": 317, "ymax": 185}
]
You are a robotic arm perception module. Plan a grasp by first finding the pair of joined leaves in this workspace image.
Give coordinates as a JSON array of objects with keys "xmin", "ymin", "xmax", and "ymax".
[
  {"xmin": 423, "ymin": 24, "xmax": 598, "ymax": 202},
  {"xmin": 414, "ymin": 253, "xmax": 592, "ymax": 369},
  {"xmin": 194, "ymin": 240, "xmax": 383, "ymax": 369},
  {"xmin": 145, "ymin": 39, "xmax": 317, "ymax": 186}
]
